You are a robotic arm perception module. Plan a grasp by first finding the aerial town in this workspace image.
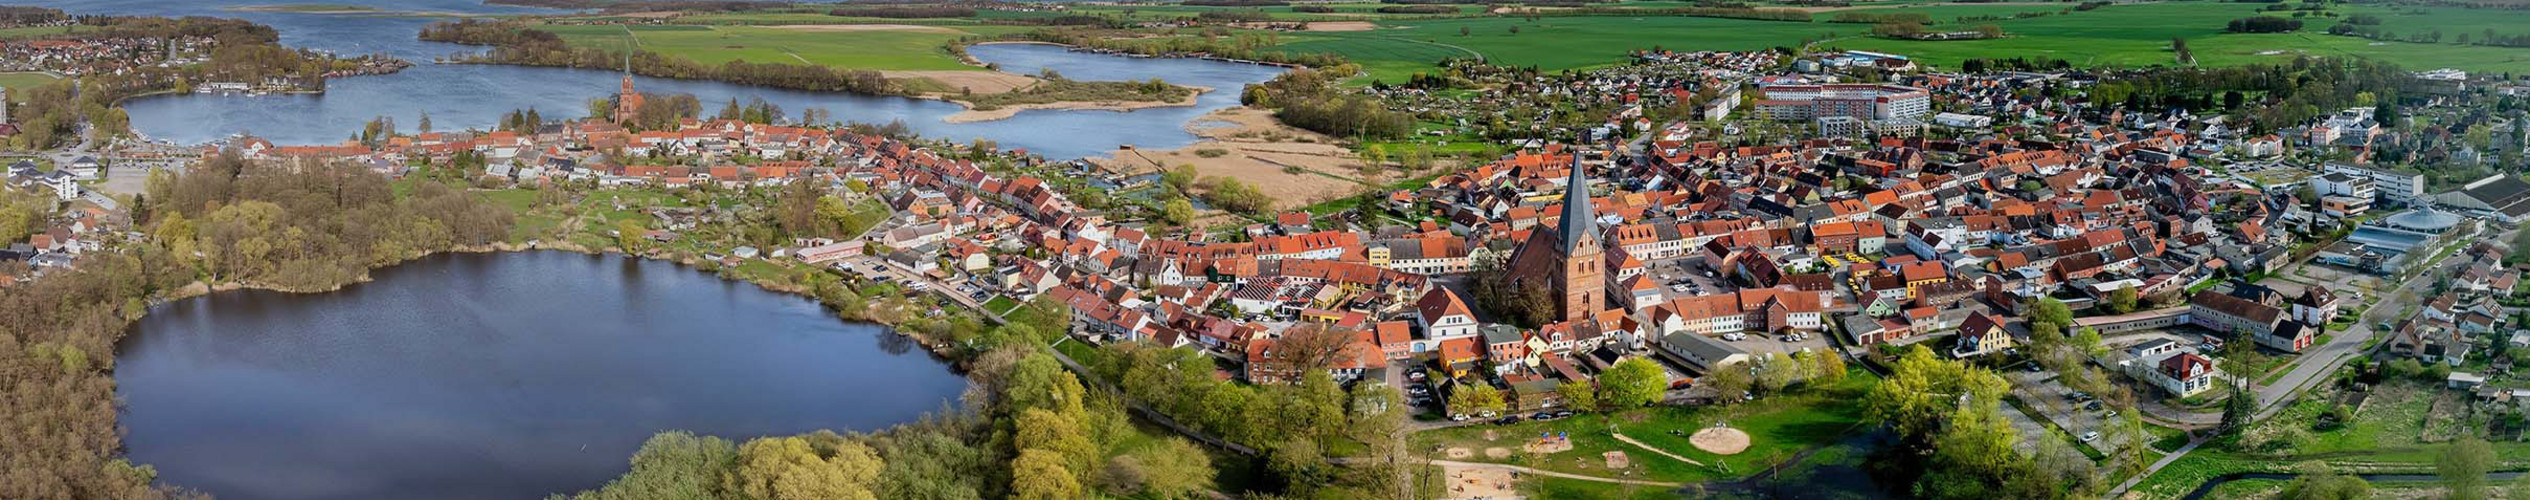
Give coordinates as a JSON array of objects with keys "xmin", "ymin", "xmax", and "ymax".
[{"xmin": 8, "ymin": 1, "xmax": 2530, "ymax": 499}]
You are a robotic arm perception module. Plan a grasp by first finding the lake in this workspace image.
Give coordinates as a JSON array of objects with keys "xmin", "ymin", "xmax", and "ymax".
[
  {"xmin": 30, "ymin": 0, "xmax": 1285, "ymax": 159},
  {"xmin": 114, "ymin": 251, "xmax": 969, "ymax": 500}
]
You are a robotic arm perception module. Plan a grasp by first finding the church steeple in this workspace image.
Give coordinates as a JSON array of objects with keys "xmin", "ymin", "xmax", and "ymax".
[{"xmin": 1559, "ymin": 164, "xmax": 1597, "ymax": 254}]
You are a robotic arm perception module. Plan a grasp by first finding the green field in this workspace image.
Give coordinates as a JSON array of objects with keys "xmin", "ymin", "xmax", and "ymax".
[
  {"xmin": 1833, "ymin": 2, "xmax": 2530, "ymax": 73},
  {"xmin": 0, "ymin": 25, "xmax": 89, "ymax": 39},
  {"xmin": 1415, "ymin": 367, "xmax": 1877, "ymax": 483},
  {"xmin": 1252, "ymin": 2, "xmax": 2530, "ymax": 82},
  {"xmin": 539, "ymin": 23, "xmax": 1006, "ymax": 72},
  {"xmin": 0, "ymin": 72, "xmax": 60, "ymax": 95}
]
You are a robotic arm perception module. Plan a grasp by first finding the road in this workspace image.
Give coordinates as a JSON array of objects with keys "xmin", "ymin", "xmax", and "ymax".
[
  {"xmin": 2105, "ymin": 221, "xmax": 2508, "ymax": 498},
  {"xmin": 2249, "ymin": 221, "xmax": 2490, "ymax": 414}
]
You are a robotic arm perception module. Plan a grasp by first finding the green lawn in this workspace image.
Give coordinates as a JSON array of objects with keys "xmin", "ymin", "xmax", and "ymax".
[
  {"xmin": 0, "ymin": 72, "xmax": 59, "ymax": 95},
  {"xmin": 539, "ymin": 23, "xmax": 994, "ymax": 72},
  {"xmin": 1415, "ymin": 368, "xmax": 1878, "ymax": 484},
  {"xmin": 984, "ymin": 295, "xmax": 1022, "ymax": 315}
]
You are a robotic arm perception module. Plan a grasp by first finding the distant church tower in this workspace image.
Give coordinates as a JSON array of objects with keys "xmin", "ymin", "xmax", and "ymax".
[
  {"xmin": 1505, "ymin": 164, "xmax": 1605, "ymax": 323},
  {"xmin": 613, "ymin": 45, "xmax": 643, "ymax": 125}
]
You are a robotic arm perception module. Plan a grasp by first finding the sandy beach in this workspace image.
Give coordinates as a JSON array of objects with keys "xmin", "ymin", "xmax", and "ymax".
[{"xmin": 1091, "ymin": 106, "xmax": 1384, "ymax": 210}]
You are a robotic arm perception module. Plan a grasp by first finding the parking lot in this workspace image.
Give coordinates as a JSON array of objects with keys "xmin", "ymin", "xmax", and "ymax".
[
  {"xmin": 834, "ymin": 255, "xmax": 996, "ymax": 312},
  {"xmin": 1642, "ymin": 258, "xmax": 1736, "ymax": 303},
  {"xmin": 2007, "ymin": 368, "xmax": 2142, "ymax": 457}
]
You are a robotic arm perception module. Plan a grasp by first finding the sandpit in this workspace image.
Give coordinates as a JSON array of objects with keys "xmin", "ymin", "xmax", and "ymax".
[
  {"xmin": 1441, "ymin": 463, "xmax": 1520, "ymax": 500},
  {"xmin": 1691, "ymin": 427, "xmax": 1752, "ymax": 455},
  {"xmin": 1522, "ymin": 436, "xmax": 1573, "ymax": 454},
  {"xmin": 766, "ymin": 23, "xmax": 965, "ymax": 34},
  {"xmin": 1483, "ymin": 447, "xmax": 1512, "ymax": 459},
  {"xmin": 1604, "ymin": 451, "xmax": 1631, "ymax": 469},
  {"xmin": 1444, "ymin": 447, "xmax": 1473, "ymax": 459}
]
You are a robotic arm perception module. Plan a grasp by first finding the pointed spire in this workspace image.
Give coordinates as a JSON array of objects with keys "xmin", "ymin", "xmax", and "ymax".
[{"xmin": 1559, "ymin": 164, "xmax": 1595, "ymax": 253}]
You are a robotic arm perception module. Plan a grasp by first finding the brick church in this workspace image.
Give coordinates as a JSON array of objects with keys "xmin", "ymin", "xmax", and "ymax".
[{"xmin": 1505, "ymin": 164, "xmax": 1605, "ymax": 323}]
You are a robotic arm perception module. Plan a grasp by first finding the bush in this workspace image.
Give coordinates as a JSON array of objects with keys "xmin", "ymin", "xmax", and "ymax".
[
  {"xmin": 1194, "ymin": 148, "xmax": 1229, "ymax": 158},
  {"xmin": 1291, "ymin": 5, "xmax": 1335, "ymax": 12}
]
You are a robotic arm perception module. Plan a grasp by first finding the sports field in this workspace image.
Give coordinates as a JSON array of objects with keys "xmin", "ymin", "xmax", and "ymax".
[
  {"xmin": 0, "ymin": 72, "xmax": 59, "ymax": 94},
  {"xmin": 539, "ymin": 23, "xmax": 996, "ymax": 72}
]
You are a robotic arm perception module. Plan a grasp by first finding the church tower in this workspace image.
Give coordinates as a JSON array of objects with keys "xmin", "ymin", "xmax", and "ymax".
[
  {"xmin": 1504, "ymin": 163, "xmax": 1606, "ymax": 323},
  {"xmin": 1555, "ymin": 164, "xmax": 1604, "ymax": 322}
]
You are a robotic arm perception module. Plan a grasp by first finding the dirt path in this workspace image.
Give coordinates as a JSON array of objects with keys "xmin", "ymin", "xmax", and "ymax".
[
  {"xmin": 1611, "ymin": 433, "xmax": 1706, "ymax": 466},
  {"xmin": 1431, "ymin": 460, "xmax": 1685, "ymax": 487}
]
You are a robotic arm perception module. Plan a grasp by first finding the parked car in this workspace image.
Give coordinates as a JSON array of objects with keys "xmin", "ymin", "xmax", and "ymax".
[
  {"xmin": 1450, "ymin": 414, "xmax": 1470, "ymax": 422},
  {"xmin": 2079, "ymin": 431, "xmax": 2100, "ymax": 442},
  {"xmin": 1493, "ymin": 416, "xmax": 1524, "ymax": 425},
  {"xmin": 1552, "ymin": 410, "xmax": 1576, "ymax": 419}
]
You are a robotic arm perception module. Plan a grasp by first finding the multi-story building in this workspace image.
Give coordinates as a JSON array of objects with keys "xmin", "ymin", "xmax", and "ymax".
[
  {"xmin": 1753, "ymin": 84, "xmax": 1932, "ymax": 122},
  {"xmin": 2323, "ymin": 163, "xmax": 2425, "ymax": 207}
]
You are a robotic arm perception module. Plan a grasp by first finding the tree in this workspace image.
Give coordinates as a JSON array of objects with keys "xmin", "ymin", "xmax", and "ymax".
[
  {"xmin": 1015, "ymin": 408, "xmax": 1099, "ymax": 486},
  {"xmin": 725, "ymin": 435, "xmax": 883, "ymax": 500},
  {"xmin": 1459, "ymin": 26, "xmax": 1470, "ymax": 37},
  {"xmin": 1600, "ymin": 358, "xmax": 1668, "ymax": 408},
  {"xmin": 1556, "ymin": 381, "xmax": 1600, "ymax": 412},
  {"xmin": 1161, "ymin": 198, "xmax": 1195, "ymax": 225},
  {"xmin": 1004, "ymin": 354, "xmax": 1087, "ymax": 419},
  {"xmin": 1011, "ymin": 449, "xmax": 1081, "ymax": 500},
  {"xmin": 2220, "ymin": 379, "xmax": 2256, "ymax": 433},
  {"xmin": 2442, "ymin": 435, "xmax": 2496, "ymax": 500},
  {"xmin": 1702, "ymin": 362, "xmax": 1754, "ymax": 404},
  {"xmin": 1132, "ymin": 438, "xmax": 1215, "ymax": 499},
  {"xmin": 616, "ymin": 219, "xmax": 646, "ymax": 251},
  {"xmin": 2105, "ymin": 286, "xmax": 2139, "ymax": 314},
  {"xmin": 559, "ymin": 431, "xmax": 738, "ymax": 500},
  {"xmin": 1264, "ymin": 323, "xmax": 1361, "ymax": 377},
  {"xmin": 1448, "ymin": 382, "xmax": 1506, "ymax": 417},
  {"xmin": 1864, "ymin": 345, "xmax": 2009, "ymax": 437}
]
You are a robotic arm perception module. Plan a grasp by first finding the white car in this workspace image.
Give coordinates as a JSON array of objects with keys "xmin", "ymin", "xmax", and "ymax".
[{"xmin": 2079, "ymin": 431, "xmax": 2100, "ymax": 443}]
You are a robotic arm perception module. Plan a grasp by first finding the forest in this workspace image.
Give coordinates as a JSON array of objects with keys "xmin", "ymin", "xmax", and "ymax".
[
  {"xmin": 0, "ymin": 152, "xmax": 512, "ymax": 500},
  {"xmin": 419, "ymin": 20, "xmax": 899, "ymax": 96},
  {"xmin": 1240, "ymin": 67, "xmax": 1416, "ymax": 140}
]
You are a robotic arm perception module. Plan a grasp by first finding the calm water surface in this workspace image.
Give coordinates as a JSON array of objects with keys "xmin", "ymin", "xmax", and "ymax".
[
  {"xmin": 115, "ymin": 252, "xmax": 968, "ymax": 500},
  {"xmin": 31, "ymin": 0, "xmax": 1285, "ymax": 158}
]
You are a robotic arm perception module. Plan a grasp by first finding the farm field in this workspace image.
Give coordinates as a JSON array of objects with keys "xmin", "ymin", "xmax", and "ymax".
[
  {"xmin": 1255, "ymin": 1, "xmax": 2530, "ymax": 82},
  {"xmin": 537, "ymin": 23, "xmax": 999, "ymax": 72},
  {"xmin": 1831, "ymin": 2, "xmax": 2530, "ymax": 72}
]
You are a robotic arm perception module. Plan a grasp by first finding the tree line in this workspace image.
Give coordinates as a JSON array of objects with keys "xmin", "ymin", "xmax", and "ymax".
[
  {"xmin": 2089, "ymin": 56, "xmax": 2411, "ymax": 134},
  {"xmin": 0, "ymin": 5, "xmax": 67, "ymax": 25},
  {"xmin": 2226, "ymin": 15, "xmax": 2304, "ymax": 33},
  {"xmin": 420, "ymin": 20, "xmax": 899, "ymax": 96}
]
